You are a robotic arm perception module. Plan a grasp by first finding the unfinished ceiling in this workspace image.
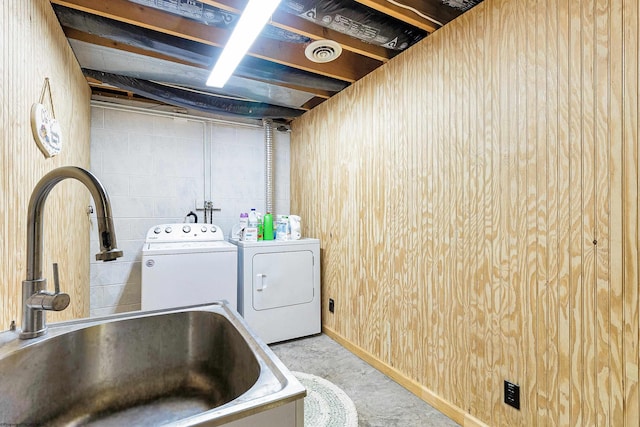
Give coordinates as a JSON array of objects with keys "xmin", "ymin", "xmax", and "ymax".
[{"xmin": 51, "ymin": 0, "xmax": 483, "ymax": 122}]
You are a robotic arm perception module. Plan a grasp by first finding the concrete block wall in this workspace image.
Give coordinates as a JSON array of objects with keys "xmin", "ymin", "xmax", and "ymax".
[{"xmin": 89, "ymin": 105, "xmax": 290, "ymax": 316}]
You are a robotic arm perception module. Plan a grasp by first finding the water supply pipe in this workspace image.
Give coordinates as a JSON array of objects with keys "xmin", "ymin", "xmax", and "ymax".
[{"xmin": 264, "ymin": 119, "xmax": 274, "ymax": 215}]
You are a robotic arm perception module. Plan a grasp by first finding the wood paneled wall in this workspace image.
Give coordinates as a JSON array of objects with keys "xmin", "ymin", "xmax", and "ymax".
[
  {"xmin": 290, "ymin": 0, "xmax": 639, "ymax": 425},
  {"xmin": 1, "ymin": 1, "xmax": 92, "ymax": 329}
]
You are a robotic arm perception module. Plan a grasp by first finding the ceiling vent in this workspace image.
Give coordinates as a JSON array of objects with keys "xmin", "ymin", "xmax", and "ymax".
[{"xmin": 305, "ymin": 40, "xmax": 342, "ymax": 63}]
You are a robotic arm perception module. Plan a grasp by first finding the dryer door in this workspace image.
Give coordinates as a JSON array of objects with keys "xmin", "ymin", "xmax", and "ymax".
[{"xmin": 252, "ymin": 250, "xmax": 314, "ymax": 311}]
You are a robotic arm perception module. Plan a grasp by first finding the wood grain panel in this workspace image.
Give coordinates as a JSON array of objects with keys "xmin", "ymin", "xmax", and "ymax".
[
  {"xmin": 521, "ymin": 1, "xmax": 539, "ymax": 423},
  {"xmin": 290, "ymin": 0, "xmax": 638, "ymax": 425},
  {"xmin": 606, "ymin": 1, "xmax": 625, "ymax": 423},
  {"xmin": 580, "ymin": 2, "xmax": 599, "ymax": 426},
  {"xmin": 460, "ymin": 8, "xmax": 478, "ymax": 418},
  {"xmin": 594, "ymin": 0, "xmax": 614, "ymax": 424},
  {"xmin": 1, "ymin": 0, "xmax": 92, "ymax": 330},
  {"xmin": 622, "ymin": 1, "xmax": 639, "ymax": 426},
  {"xmin": 544, "ymin": 3, "xmax": 562, "ymax": 425},
  {"xmin": 475, "ymin": 3, "xmax": 492, "ymax": 421},
  {"xmin": 556, "ymin": 1, "xmax": 574, "ymax": 425},
  {"xmin": 567, "ymin": 1, "xmax": 585, "ymax": 424}
]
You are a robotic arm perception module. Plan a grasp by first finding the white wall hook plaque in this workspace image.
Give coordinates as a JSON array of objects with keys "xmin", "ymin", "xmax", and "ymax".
[{"xmin": 31, "ymin": 78, "xmax": 62, "ymax": 158}]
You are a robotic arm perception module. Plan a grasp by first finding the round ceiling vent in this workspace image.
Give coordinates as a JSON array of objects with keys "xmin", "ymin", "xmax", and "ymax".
[{"xmin": 305, "ymin": 40, "xmax": 343, "ymax": 63}]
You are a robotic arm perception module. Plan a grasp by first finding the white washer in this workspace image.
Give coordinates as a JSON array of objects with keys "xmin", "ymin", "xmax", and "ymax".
[
  {"xmin": 141, "ymin": 223, "xmax": 237, "ymax": 311},
  {"xmin": 230, "ymin": 238, "xmax": 321, "ymax": 344}
]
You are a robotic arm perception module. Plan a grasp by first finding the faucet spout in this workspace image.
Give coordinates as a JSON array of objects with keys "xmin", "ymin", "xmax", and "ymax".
[{"xmin": 20, "ymin": 167, "xmax": 123, "ymax": 339}]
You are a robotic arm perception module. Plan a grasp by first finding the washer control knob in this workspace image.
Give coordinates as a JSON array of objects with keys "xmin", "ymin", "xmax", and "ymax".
[
  {"xmin": 153, "ymin": 227, "xmax": 162, "ymax": 234},
  {"xmin": 210, "ymin": 226, "xmax": 217, "ymax": 233},
  {"xmin": 201, "ymin": 226, "xmax": 208, "ymax": 233},
  {"xmin": 165, "ymin": 226, "xmax": 172, "ymax": 233},
  {"xmin": 182, "ymin": 225, "xmax": 191, "ymax": 233}
]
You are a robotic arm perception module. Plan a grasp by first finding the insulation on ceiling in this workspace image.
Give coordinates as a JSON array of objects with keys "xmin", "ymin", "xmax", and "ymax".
[
  {"xmin": 53, "ymin": 5, "xmax": 348, "ymax": 94},
  {"xmin": 70, "ymin": 39, "xmax": 317, "ymax": 109},
  {"xmin": 128, "ymin": 0, "xmax": 310, "ymax": 44},
  {"xmin": 279, "ymin": 0, "xmax": 426, "ymax": 50},
  {"xmin": 442, "ymin": 0, "xmax": 482, "ymax": 12},
  {"xmin": 84, "ymin": 69, "xmax": 306, "ymax": 120},
  {"xmin": 129, "ymin": 0, "xmax": 234, "ymax": 26}
]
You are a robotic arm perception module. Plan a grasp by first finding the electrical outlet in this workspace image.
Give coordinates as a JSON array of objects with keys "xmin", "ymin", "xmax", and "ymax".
[
  {"xmin": 328, "ymin": 298, "xmax": 335, "ymax": 313},
  {"xmin": 504, "ymin": 380, "xmax": 520, "ymax": 410}
]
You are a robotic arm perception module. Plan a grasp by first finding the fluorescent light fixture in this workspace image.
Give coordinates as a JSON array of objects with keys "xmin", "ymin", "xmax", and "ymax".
[{"xmin": 206, "ymin": 0, "xmax": 281, "ymax": 88}]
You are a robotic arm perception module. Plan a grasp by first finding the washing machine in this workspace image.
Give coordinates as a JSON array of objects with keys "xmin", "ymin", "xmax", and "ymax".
[
  {"xmin": 141, "ymin": 223, "xmax": 237, "ymax": 311},
  {"xmin": 230, "ymin": 238, "xmax": 320, "ymax": 344}
]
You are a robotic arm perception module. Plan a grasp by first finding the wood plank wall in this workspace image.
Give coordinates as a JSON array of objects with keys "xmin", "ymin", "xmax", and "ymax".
[
  {"xmin": 1, "ymin": 0, "xmax": 92, "ymax": 329},
  {"xmin": 290, "ymin": 0, "xmax": 639, "ymax": 425}
]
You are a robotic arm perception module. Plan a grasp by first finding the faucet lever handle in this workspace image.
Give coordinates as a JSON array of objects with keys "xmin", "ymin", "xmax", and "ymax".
[
  {"xmin": 25, "ymin": 289, "xmax": 70, "ymax": 311},
  {"xmin": 53, "ymin": 263, "xmax": 60, "ymax": 294}
]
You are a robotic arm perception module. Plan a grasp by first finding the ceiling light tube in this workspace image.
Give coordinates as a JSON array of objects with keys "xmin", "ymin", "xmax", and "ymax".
[{"xmin": 206, "ymin": 0, "xmax": 281, "ymax": 88}]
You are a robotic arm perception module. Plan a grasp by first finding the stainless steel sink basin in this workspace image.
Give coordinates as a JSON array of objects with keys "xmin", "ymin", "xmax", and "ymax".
[{"xmin": 0, "ymin": 303, "xmax": 305, "ymax": 426}]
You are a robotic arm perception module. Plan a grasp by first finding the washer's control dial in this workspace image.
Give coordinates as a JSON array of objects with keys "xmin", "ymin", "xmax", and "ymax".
[{"xmin": 147, "ymin": 223, "xmax": 225, "ymax": 242}]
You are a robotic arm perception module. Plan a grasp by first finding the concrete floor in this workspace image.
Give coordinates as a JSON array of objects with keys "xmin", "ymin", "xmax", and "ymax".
[{"xmin": 270, "ymin": 334, "xmax": 460, "ymax": 427}]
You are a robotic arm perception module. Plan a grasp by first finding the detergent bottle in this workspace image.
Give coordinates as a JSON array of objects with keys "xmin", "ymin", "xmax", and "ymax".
[{"xmin": 263, "ymin": 212, "xmax": 274, "ymax": 240}]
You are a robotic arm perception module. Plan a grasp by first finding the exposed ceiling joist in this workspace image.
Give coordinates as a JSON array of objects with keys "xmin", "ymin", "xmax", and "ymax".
[
  {"xmin": 353, "ymin": 0, "xmax": 441, "ymax": 32},
  {"xmin": 63, "ymin": 26, "xmax": 201, "ymax": 68},
  {"xmin": 49, "ymin": 0, "xmax": 484, "ymax": 120},
  {"xmin": 246, "ymin": 39, "xmax": 377, "ymax": 83},
  {"xmin": 84, "ymin": 69, "xmax": 306, "ymax": 119},
  {"xmin": 51, "ymin": 0, "xmax": 382, "ymax": 82},
  {"xmin": 199, "ymin": 0, "xmax": 395, "ymax": 62},
  {"xmin": 63, "ymin": 26, "xmax": 335, "ymax": 99},
  {"xmin": 271, "ymin": 10, "xmax": 395, "ymax": 62}
]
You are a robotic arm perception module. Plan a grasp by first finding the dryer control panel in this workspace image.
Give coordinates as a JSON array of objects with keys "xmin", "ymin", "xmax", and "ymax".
[{"xmin": 144, "ymin": 223, "xmax": 224, "ymax": 243}]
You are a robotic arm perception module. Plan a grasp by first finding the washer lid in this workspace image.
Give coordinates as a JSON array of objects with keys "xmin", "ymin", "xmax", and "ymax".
[{"xmin": 143, "ymin": 240, "xmax": 237, "ymax": 255}]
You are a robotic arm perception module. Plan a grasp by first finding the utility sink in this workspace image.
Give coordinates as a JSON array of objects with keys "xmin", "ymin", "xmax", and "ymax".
[{"xmin": 0, "ymin": 303, "xmax": 305, "ymax": 426}]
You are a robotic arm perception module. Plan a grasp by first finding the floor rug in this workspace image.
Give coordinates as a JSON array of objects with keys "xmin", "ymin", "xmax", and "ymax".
[{"xmin": 292, "ymin": 371, "xmax": 358, "ymax": 427}]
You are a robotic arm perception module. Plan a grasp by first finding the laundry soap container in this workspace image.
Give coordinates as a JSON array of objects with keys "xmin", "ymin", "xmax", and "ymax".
[
  {"xmin": 244, "ymin": 209, "xmax": 259, "ymax": 241},
  {"xmin": 289, "ymin": 215, "xmax": 301, "ymax": 240},
  {"xmin": 263, "ymin": 212, "xmax": 274, "ymax": 240},
  {"xmin": 275, "ymin": 215, "xmax": 289, "ymax": 240}
]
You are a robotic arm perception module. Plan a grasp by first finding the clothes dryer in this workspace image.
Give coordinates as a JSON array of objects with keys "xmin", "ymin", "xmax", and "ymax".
[{"xmin": 230, "ymin": 238, "xmax": 320, "ymax": 344}]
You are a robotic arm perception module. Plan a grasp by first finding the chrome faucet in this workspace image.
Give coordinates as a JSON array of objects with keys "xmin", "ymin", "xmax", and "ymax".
[{"xmin": 20, "ymin": 166, "xmax": 123, "ymax": 339}]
